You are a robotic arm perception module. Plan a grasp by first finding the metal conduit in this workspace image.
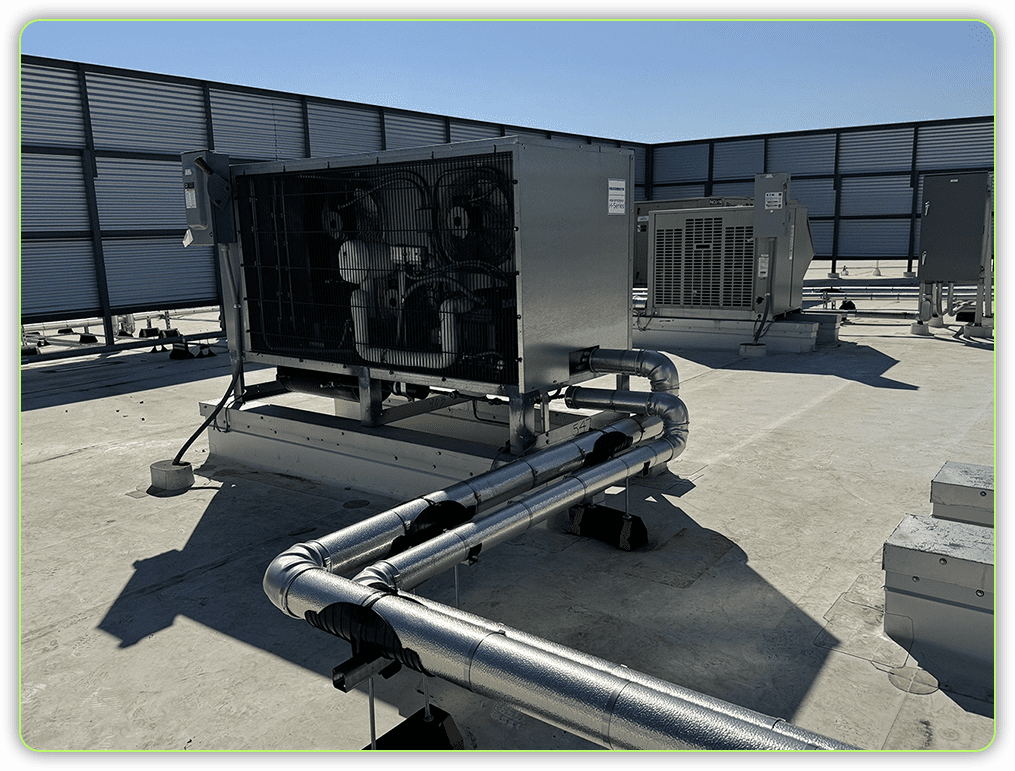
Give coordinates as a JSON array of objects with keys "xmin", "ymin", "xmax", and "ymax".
[{"xmin": 263, "ymin": 348, "xmax": 856, "ymax": 749}]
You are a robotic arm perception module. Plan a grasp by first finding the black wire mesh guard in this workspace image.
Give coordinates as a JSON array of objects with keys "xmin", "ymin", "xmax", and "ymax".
[{"xmin": 237, "ymin": 151, "xmax": 519, "ymax": 387}]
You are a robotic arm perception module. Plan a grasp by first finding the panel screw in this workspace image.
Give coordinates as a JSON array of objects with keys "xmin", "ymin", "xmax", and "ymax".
[
  {"xmin": 939, "ymin": 558, "xmax": 948, "ymax": 565},
  {"xmin": 976, "ymin": 590, "xmax": 985, "ymax": 597},
  {"xmin": 912, "ymin": 576, "xmax": 920, "ymax": 582}
]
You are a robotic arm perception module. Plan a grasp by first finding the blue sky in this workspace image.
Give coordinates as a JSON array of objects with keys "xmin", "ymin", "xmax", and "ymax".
[{"xmin": 16, "ymin": 13, "xmax": 997, "ymax": 144}]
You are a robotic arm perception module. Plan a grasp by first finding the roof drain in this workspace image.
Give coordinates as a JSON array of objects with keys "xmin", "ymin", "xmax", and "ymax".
[{"xmin": 263, "ymin": 348, "xmax": 857, "ymax": 750}]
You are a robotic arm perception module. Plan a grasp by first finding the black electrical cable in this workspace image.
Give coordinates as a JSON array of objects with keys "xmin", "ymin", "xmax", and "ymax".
[{"xmin": 171, "ymin": 366, "xmax": 242, "ymax": 467}]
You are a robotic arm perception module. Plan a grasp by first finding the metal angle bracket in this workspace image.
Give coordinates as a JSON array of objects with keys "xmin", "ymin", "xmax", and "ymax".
[{"xmin": 332, "ymin": 649, "xmax": 402, "ymax": 693}]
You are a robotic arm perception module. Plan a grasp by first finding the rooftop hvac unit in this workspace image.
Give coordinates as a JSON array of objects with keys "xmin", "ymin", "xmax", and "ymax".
[
  {"xmin": 644, "ymin": 175, "xmax": 814, "ymax": 322},
  {"xmin": 182, "ymin": 138, "xmax": 634, "ymax": 454}
]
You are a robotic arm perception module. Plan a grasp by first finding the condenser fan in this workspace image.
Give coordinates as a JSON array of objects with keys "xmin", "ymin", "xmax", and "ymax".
[
  {"xmin": 321, "ymin": 185, "xmax": 384, "ymax": 244},
  {"xmin": 435, "ymin": 167, "xmax": 514, "ymax": 265}
]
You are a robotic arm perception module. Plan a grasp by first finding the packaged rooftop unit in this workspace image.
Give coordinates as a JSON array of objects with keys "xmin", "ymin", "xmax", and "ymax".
[{"xmin": 644, "ymin": 175, "xmax": 814, "ymax": 322}]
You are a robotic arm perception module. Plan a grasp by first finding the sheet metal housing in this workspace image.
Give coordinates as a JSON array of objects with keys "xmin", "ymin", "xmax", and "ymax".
[{"xmin": 223, "ymin": 137, "xmax": 634, "ymax": 397}]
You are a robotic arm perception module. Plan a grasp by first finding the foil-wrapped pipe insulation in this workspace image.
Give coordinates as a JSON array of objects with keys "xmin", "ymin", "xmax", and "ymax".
[
  {"xmin": 261, "ymin": 348, "xmax": 861, "ymax": 750},
  {"xmin": 262, "ymin": 559, "xmax": 856, "ymax": 751},
  {"xmin": 586, "ymin": 348, "xmax": 681, "ymax": 394},
  {"xmin": 274, "ymin": 414, "xmax": 659, "ymax": 580}
]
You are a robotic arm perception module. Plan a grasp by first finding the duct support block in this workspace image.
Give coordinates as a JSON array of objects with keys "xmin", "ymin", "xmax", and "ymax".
[
  {"xmin": 149, "ymin": 459, "xmax": 195, "ymax": 491},
  {"xmin": 739, "ymin": 343, "xmax": 767, "ymax": 357},
  {"xmin": 364, "ymin": 705, "xmax": 465, "ymax": 750}
]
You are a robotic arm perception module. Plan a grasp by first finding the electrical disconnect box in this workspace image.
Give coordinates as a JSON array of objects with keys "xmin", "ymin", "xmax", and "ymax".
[
  {"xmin": 917, "ymin": 172, "xmax": 992, "ymax": 284},
  {"xmin": 181, "ymin": 151, "xmax": 234, "ymax": 246},
  {"xmin": 643, "ymin": 175, "xmax": 814, "ymax": 321}
]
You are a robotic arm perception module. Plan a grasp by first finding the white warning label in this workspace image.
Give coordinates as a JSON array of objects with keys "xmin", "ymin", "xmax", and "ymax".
[
  {"xmin": 608, "ymin": 179, "xmax": 626, "ymax": 215},
  {"xmin": 764, "ymin": 191, "xmax": 784, "ymax": 210}
]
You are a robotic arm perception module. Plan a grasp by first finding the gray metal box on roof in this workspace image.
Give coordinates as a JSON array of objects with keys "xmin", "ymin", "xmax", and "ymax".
[
  {"xmin": 882, "ymin": 513, "xmax": 994, "ymax": 696},
  {"xmin": 931, "ymin": 460, "xmax": 994, "ymax": 527},
  {"xmin": 916, "ymin": 172, "xmax": 992, "ymax": 284}
]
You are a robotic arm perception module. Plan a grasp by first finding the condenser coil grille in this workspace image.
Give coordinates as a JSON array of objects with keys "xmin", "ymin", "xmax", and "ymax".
[
  {"xmin": 236, "ymin": 151, "xmax": 519, "ymax": 385},
  {"xmin": 652, "ymin": 215, "xmax": 754, "ymax": 310}
]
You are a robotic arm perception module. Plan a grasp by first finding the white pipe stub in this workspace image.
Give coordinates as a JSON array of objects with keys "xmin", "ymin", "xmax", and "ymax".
[{"xmin": 150, "ymin": 459, "xmax": 195, "ymax": 491}]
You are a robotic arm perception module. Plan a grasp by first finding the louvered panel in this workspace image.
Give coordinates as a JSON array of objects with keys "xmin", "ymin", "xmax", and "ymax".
[
  {"xmin": 712, "ymin": 181, "xmax": 754, "ymax": 197},
  {"xmin": 682, "ymin": 217, "xmax": 723, "ymax": 307},
  {"xmin": 840, "ymin": 175, "xmax": 914, "ymax": 216},
  {"xmin": 20, "ymin": 239, "xmax": 101, "ymax": 319},
  {"xmin": 838, "ymin": 219, "xmax": 912, "ymax": 257},
  {"xmin": 210, "ymin": 88, "xmax": 306, "ymax": 160},
  {"xmin": 94, "ymin": 157, "xmax": 187, "ymax": 230},
  {"xmin": 808, "ymin": 219, "xmax": 834, "ymax": 258},
  {"xmin": 548, "ymin": 134, "xmax": 588, "ymax": 147},
  {"xmin": 86, "ymin": 72, "xmax": 207, "ymax": 153},
  {"xmin": 622, "ymin": 145, "xmax": 647, "ymax": 187},
  {"xmin": 450, "ymin": 120, "xmax": 502, "ymax": 142},
  {"xmin": 653, "ymin": 143, "xmax": 709, "ymax": 184},
  {"xmin": 712, "ymin": 138, "xmax": 764, "ymax": 180},
  {"xmin": 916, "ymin": 122, "xmax": 993, "ymax": 170},
  {"xmin": 505, "ymin": 129, "xmax": 551, "ymax": 143},
  {"xmin": 790, "ymin": 178, "xmax": 837, "ymax": 217},
  {"xmin": 723, "ymin": 225, "xmax": 754, "ymax": 308},
  {"xmin": 383, "ymin": 111, "xmax": 447, "ymax": 150},
  {"xmin": 651, "ymin": 184, "xmax": 705, "ymax": 200},
  {"xmin": 768, "ymin": 133, "xmax": 836, "ymax": 175},
  {"xmin": 102, "ymin": 237, "xmax": 217, "ymax": 309},
  {"xmin": 307, "ymin": 101, "xmax": 383, "ymax": 156},
  {"xmin": 838, "ymin": 127, "xmax": 914, "ymax": 173},
  {"xmin": 652, "ymin": 227, "xmax": 682, "ymax": 307},
  {"xmin": 20, "ymin": 153, "xmax": 91, "ymax": 231},
  {"xmin": 20, "ymin": 62, "xmax": 86, "ymax": 147}
]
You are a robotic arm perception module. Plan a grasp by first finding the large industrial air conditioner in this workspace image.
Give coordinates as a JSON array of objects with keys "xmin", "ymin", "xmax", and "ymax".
[
  {"xmin": 182, "ymin": 137, "xmax": 635, "ymax": 464},
  {"xmin": 641, "ymin": 175, "xmax": 815, "ymax": 323}
]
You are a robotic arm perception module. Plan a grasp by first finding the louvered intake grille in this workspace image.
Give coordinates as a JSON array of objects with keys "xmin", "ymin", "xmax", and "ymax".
[{"xmin": 651, "ymin": 214, "xmax": 755, "ymax": 311}]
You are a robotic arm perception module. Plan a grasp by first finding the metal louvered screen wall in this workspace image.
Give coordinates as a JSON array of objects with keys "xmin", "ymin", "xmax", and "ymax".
[
  {"xmin": 647, "ymin": 118, "xmax": 993, "ymax": 267},
  {"xmin": 19, "ymin": 53, "xmax": 992, "ymax": 344}
]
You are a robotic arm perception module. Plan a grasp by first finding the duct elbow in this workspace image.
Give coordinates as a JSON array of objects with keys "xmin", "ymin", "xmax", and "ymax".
[
  {"xmin": 263, "ymin": 543, "xmax": 327, "ymax": 618},
  {"xmin": 589, "ymin": 348, "xmax": 680, "ymax": 394}
]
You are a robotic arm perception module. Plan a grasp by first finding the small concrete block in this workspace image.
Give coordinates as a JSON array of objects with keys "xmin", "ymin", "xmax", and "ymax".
[
  {"xmin": 911, "ymin": 322, "xmax": 932, "ymax": 336},
  {"xmin": 150, "ymin": 460, "xmax": 195, "ymax": 491},
  {"xmin": 739, "ymin": 342, "xmax": 766, "ymax": 357}
]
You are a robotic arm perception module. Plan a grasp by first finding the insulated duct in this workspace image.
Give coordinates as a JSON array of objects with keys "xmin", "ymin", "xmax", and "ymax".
[{"xmin": 263, "ymin": 349, "xmax": 856, "ymax": 751}]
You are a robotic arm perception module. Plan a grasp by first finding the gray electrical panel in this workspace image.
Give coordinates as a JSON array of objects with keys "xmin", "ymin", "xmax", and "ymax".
[
  {"xmin": 753, "ymin": 172, "xmax": 791, "ymax": 238},
  {"xmin": 181, "ymin": 151, "xmax": 234, "ymax": 246},
  {"xmin": 917, "ymin": 172, "xmax": 992, "ymax": 283}
]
